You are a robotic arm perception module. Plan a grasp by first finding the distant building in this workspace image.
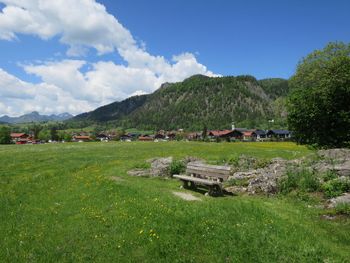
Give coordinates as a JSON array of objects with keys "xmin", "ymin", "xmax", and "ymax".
[
  {"xmin": 208, "ymin": 129, "xmax": 243, "ymax": 140},
  {"xmin": 138, "ymin": 135, "xmax": 154, "ymax": 141},
  {"xmin": 96, "ymin": 133, "xmax": 110, "ymax": 142},
  {"xmin": 266, "ymin": 130, "xmax": 291, "ymax": 139},
  {"xmin": 243, "ymin": 129, "xmax": 267, "ymax": 141},
  {"xmin": 10, "ymin": 133, "xmax": 29, "ymax": 144},
  {"xmin": 73, "ymin": 135, "xmax": 92, "ymax": 142}
]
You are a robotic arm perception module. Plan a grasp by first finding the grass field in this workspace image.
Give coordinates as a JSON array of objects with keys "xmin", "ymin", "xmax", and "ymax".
[{"xmin": 1, "ymin": 142, "xmax": 349, "ymax": 262}]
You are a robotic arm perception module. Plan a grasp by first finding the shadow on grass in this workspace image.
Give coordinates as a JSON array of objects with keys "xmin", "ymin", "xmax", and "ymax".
[{"xmin": 181, "ymin": 185, "xmax": 235, "ymax": 197}]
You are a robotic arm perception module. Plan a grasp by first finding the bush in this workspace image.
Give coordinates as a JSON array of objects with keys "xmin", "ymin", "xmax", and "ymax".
[
  {"xmin": 278, "ymin": 169, "xmax": 320, "ymax": 194},
  {"xmin": 170, "ymin": 160, "xmax": 185, "ymax": 175},
  {"xmin": 322, "ymin": 179, "xmax": 350, "ymax": 198},
  {"xmin": 322, "ymin": 171, "xmax": 337, "ymax": 182}
]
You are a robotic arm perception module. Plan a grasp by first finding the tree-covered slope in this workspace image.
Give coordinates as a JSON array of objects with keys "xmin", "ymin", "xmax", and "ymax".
[
  {"xmin": 70, "ymin": 94, "xmax": 148, "ymax": 123},
  {"xmin": 69, "ymin": 75, "xmax": 289, "ymax": 130}
]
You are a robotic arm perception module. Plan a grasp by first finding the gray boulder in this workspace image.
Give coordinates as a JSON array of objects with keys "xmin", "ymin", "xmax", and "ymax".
[
  {"xmin": 147, "ymin": 157, "xmax": 173, "ymax": 177},
  {"xmin": 318, "ymin": 148, "xmax": 350, "ymax": 161},
  {"xmin": 328, "ymin": 193, "xmax": 350, "ymax": 208}
]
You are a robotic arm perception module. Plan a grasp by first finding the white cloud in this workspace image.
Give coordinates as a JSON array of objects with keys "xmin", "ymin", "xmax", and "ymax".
[
  {"xmin": 0, "ymin": 0, "xmax": 219, "ymax": 116},
  {"xmin": 0, "ymin": 68, "xmax": 93, "ymax": 116}
]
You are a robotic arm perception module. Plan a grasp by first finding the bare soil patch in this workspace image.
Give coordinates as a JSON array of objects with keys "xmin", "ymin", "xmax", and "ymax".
[{"xmin": 173, "ymin": 191, "xmax": 202, "ymax": 201}]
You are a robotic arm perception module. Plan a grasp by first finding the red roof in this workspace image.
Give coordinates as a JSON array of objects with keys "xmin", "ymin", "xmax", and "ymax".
[
  {"xmin": 139, "ymin": 136, "xmax": 153, "ymax": 141},
  {"xmin": 209, "ymin": 130, "xmax": 232, "ymax": 137},
  {"xmin": 243, "ymin": 131, "xmax": 254, "ymax": 136},
  {"xmin": 10, "ymin": 133, "xmax": 28, "ymax": 138},
  {"xmin": 74, "ymin": 136, "xmax": 91, "ymax": 140}
]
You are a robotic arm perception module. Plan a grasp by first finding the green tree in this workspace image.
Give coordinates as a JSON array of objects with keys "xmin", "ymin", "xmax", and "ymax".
[
  {"xmin": 50, "ymin": 126, "xmax": 59, "ymax": 141},
  {"xmin": 287, "ymin": 42, "xmax": 350, "ymax": 147},
  {"xmin": 38, "ymin": 129, "xmax": 50, "ymax": 142},
  {"xmin": 28, "ymin": 123, "xmax": 43, "ymax": 139},
  {"xmin": 63, "ymin": 133, "xmax": 72, "ymax": 142},
  {"xmin": 0, "ymin": 126, "xmax": 12, "ymax": 144}
]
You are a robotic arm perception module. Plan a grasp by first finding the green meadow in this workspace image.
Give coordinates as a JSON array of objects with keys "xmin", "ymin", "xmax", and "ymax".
[{"xmin": 1, "ymin": 142, "xmax": 349, "ymax": 262}]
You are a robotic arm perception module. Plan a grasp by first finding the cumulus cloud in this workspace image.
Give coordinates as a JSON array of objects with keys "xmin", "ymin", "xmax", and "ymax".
[
  {"xmin": 0, "ymin": 0, "xmax": 219, "ymax": 116},
  {"xmin": 0, "ymin": 68, "xmax": 93, "ymax": 116}
]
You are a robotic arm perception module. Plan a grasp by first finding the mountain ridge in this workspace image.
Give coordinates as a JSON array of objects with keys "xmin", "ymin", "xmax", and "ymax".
[
  {"xmin": 68, "ymin": 75, "xmax": 289, "ymax": 130},
  {"xmin": 0, "ymin": 111, "xmax": 74, "ymax": 124}
]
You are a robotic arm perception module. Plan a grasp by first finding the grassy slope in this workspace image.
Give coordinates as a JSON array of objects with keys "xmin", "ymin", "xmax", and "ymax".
[{"xmin": 0, "ymin": 142, "xmax": 349, "ymax": 262}]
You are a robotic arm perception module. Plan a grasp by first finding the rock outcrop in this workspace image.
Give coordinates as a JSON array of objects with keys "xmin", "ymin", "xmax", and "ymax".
[
  {"xmin": 225, "ymin": 148, "xmax": 350, "ymax": 195},
  {"xmin": 328, "ymin": 193, "xmax": 350, "ymax": 208}
]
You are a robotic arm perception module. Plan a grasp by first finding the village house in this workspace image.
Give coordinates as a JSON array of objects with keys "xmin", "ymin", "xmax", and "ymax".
[
  {"xmin": 138, "ymin": 135, "xmax": 154, "ymax": 141},
  {"xmin": 72, "ymin": 135, "xmax": 92, "ymax": 142},
  {"xmin": 266, "ymin": 130, "xmax": 291, "ymax": 140},
  {"xmin": 96, "ymin": 133, "xmax": 110, "ymax": 142},
  {"xmin": 120, "ymin": 134, "xmax": 132, "ymax": 142},
  {"xmin": 10, "ymin": 133, "xmax": 30, "ymax": 144},
  {"xmin": 208, "ymin": 129, "xmax": 243, "ymax": 140},
  {"xmin": 243, "ymin": 129, "xmax": 267, "ymax": 141}
]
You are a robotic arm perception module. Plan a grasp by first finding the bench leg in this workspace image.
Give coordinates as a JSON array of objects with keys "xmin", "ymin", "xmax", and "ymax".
[
  {"xmin": 181, "ymin": 180, "xmax": 189, "ymax": 189},
  {"xmin": 190, "ymin": 181, "xmax": 197, "ymax": 190},
  {"xmin": 208, "ymin": 185, "xmax": 223, "ymax": 197}
]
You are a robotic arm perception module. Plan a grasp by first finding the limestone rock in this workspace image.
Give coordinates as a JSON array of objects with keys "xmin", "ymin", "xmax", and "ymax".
[
  {"xmin": 318, "ymin": 148, "xmax": 350, "ymax": 161},
  {"xmin": 328, "ymin": 193, "xmax": 350, "ymax": 208},
  {"xmin": 127, "ymin": 169, "xmax": 150, "ymax": 177},
  {"xmin": 147, "ymin": 157, "xmax": 173, "ymax": 177}
]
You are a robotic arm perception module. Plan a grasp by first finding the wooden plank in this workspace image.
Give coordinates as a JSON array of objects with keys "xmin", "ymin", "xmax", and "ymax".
[
  {"xmin": 186, "ymin": 169, "xmax": 229, "ymax": 180},
  {"xmin": 188, "ymin": 162, "xmax": 231, "ymax": 171},
  {"xmin": 173, "ymin": 174, "xmax": 220, "ymax": 186},
  {"xmin": 186, "ymin": 166, "xmax": 230, "ymax": 176}
]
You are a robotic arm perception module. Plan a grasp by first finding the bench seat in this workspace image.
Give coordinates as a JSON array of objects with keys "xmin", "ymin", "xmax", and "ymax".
[{"xmin": 173, "ymin": 174, "xmax": 221, "ymax": 186}]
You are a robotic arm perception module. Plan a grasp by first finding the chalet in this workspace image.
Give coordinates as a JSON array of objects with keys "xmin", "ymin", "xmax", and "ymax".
[
  {"xmin": 154, "ymin": 133, "xmax": 165, "ymax": 139},
  {"xmin": 127, "ymin": 133, "xmax": 141, "ymax": 140},
  {"xmin": 243, "ymin": 129, "xmax": 267, "ymax": 141},
  {"xmin": 243, "ymin": 130, "xmax": 256, "ymax": 141},
  {"xmin": 266, "ymin": 130, "xmax": 291, "ymax": 139},
  {"xmin": 96, "ymin": 133, "xmax": 110, "ymax": 142},
  {"xmin": 73, "ymin": 135, "xmax": 92, "ymax": 142},
  {"xmin": 120, "ymin": 134, "xmax": 132, "ymax": 142},
  {"xmin": 10, "ymin": 133, "xmax": 29, "ymax": 144},
  {"xmin": 138, "ymin": 135, "xmax": 154, "ymax": 141},
  {"xmin": 255, "ymin": 130, "xmax": 267, "ymax": 141},
  {"xmin": 208, "ymin": 129, "xmax": 243, "ymax": 140}
]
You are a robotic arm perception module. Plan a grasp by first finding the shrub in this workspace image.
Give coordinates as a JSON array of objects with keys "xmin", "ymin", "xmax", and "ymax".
[
  {"xmin": 278, "ymin": 169, "xmax": 320, "ymax": 194},
  {"xmin": 170, "ymin": 160, "xmax": 185, "ymax": 175},
  {"xmin": 322, "ymin": 171, "xmax": 337, "ymax": 182},
  {"xmin": 299, "ymin": 170, "xmax": 320, "ymax": 192},
  {"xmin": 322, "ymin": 179, "xmax": 350, "ymax": 198}
]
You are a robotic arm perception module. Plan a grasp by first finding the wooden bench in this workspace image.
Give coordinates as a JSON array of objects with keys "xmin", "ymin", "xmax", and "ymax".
[{"xmin": 173, "ymin": 162, "xmax": 231, "ymax": 196}]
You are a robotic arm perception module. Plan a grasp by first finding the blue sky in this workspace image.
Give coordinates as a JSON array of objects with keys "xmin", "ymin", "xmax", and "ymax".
[
  {"xmin": 0, "ymin": 0, "xmax": 349, "ymax": 116},
  {"xmin": 104, "ymin": 0, "xmax": 350, "ymax": 78}
]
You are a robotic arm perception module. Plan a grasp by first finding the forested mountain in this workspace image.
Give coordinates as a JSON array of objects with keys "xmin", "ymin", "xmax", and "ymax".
[{"xmin": 69, "ymin": 75, "xmax": 289, "ymax": 130}]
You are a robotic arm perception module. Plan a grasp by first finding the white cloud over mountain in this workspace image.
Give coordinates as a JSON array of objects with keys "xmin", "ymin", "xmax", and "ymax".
[{"xmin": 0, "ymin": 0, "xmax": 218, "ymax": 116}]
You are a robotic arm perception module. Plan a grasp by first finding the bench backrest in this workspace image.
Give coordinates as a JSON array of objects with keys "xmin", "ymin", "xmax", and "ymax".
[{"xmin": 186, "ymin": 162, "xmax": 231, "ymax": 182}]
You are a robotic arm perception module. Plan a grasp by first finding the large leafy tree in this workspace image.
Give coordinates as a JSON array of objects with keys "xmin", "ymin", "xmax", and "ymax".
[
  {"xmin": 288, "ymin": 42, "xmax": 350, "ymax": 147},
  {"xmin": 0, "ymin": 126, "xmax": 12, "ymax": 144}
]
